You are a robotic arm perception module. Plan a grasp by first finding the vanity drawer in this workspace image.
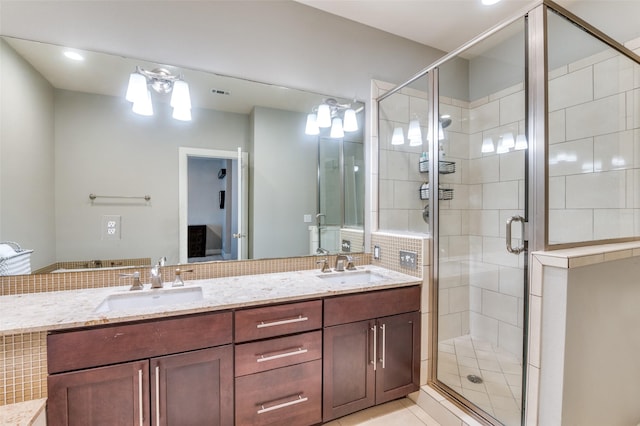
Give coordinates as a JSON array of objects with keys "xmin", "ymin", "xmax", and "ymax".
[
  {"xmin": 235, "ymin": 330, "xmax": 322, "ymax": 377},
  {"xmin": 48, "ymin": 311, "xmax": 233, "ymax": 374},
  {"xmin": 235, "ymin": 300, "xmax": 322, "ymax": 342},
  {"xmin": 324, "ymin": 286, "xmax": 420, "ymax": 326},
  {"xmin": 235, "ymin": 359, "xmax": 322, "ymax": 426}
]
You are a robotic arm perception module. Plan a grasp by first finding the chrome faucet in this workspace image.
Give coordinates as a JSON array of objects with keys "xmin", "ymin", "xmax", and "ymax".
[
  {"xmin": 150, "ymin": 257, "xmax": 166, "ymax": 289},
  {"xmin": 316, "ymin": 258, "xmax": 331, "ymax": 273},
  {"xmin": 334, "ymin": 254, "xmax": 357, "ymax": 272},
  {"xmin": 120, "ymin": 272, "xmax": 143, "ymax": 291},
  {"xmin": 316, "ymin": 247, "xmax": 329, "ymax": 255}
]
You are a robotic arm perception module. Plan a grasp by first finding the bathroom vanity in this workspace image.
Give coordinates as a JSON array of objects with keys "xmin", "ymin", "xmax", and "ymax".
[{"xmin": 0, "ymin": 266, "xmax": 421, "ymax": 425}]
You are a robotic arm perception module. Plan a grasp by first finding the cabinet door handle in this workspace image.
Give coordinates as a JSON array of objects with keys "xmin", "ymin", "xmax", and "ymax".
[
  {"xmin": 155, "ymin": 366, "xmax": 160, "ymax": 425},
  {"xmin": 257, "ymin": 347, "xmax": 308, "ymax": 363},
  {"xmin": 256, "ymin": 315, "xmax": 308, "ymax": 329},
  {"xmin": 371, "ymin": 324, "xmax": 377, "ymax": 371},
  {"xmin": 257, "ymin": 395, "xmax": 308, "ymax": 414},
  {"xmin": 380, "ymin": 323, "xmax": 386, "ymax": 369},
  {"xmin": 138, "ymin": 369, "xmax": 144, "ymax": 426}
]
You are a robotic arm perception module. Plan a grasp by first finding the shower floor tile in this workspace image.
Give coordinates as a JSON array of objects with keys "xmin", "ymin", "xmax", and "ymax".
[{"xmin": 437, "ymin": 335, "xmax": 522, "ymax": 426}]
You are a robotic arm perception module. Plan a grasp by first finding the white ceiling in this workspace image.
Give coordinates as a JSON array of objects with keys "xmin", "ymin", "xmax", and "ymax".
[{"xmin": 295, "ymin": 0, "xmax": 640, "ymax": 53}]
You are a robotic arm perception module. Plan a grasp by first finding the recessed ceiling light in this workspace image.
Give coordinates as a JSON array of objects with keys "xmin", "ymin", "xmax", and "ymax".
[
  {"xmin": 481, "ymin": 0, "xmax": 502, "ymax": 5},
  {"xmin": 63, "ymin": 51, "xmax": 84, "ymax": 61}
]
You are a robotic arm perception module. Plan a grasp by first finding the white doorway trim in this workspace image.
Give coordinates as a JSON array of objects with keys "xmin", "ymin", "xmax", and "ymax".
[{"xmin": 178, "ymin": 147, "xmax": 248, "ymax": 264}]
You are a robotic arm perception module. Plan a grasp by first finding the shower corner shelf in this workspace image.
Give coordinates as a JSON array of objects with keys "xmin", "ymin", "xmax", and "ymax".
[{"xmin": 419, "ymin": 159, "xmax": 456, "ymax": 174}]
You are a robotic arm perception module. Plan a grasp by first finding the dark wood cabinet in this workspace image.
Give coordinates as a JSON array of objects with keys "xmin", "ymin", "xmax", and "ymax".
[
  {"xmin": 48, "ymin": 359, "xmax": 150, "ymax": 425},
  {"xmin": 323, "ymin": 286, "xmax": 421, "ymax": 422},
  {"xmin": 47, "ymin": 312, "xmax": 234, "ymax": 426},
  {"xmin": 152, "ymin": 345, "xmax": 234, "ymax": 426}
]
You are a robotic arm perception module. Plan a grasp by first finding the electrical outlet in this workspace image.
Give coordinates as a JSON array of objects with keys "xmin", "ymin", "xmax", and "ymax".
[
  {"xmin": 341, "ymin": 240, "xmax": 351, "ymax": 252},
  {"xmin": 399, "ymin": 250, "xmax": 417, "ymax": 269},
  {"xmin": 102, "ymin": 215, "xmax": 121, "ymax": 240}
]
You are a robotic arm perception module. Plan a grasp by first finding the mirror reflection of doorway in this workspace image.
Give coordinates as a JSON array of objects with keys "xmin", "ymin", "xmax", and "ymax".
[{"xmin": 187, "ymin": 157, "xmax": 235, "ymax": 261}]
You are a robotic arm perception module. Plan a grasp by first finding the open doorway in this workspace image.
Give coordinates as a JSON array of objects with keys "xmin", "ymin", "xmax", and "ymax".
[{"xmin": 179, "ymin": 147, "xmax": 248, "ymax": 264}]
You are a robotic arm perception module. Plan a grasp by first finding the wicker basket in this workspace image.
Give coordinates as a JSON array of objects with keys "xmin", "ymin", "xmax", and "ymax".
[{"xmin": 0, "ymin": 241, "xmax": 33, "ymax": 276}]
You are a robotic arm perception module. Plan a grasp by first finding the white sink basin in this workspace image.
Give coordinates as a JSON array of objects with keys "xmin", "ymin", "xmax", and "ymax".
[
  {"xmin": 318, "ymin": 270, "xmax": 386, "ymax": 285},
  {"xmin": 95, "ymin": 286, "xmax": 204, "ymax": 313}
]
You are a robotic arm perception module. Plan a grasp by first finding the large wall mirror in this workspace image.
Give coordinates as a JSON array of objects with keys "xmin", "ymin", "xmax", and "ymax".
[{"xmin": 0, "ymin": 36, "xmax": 365, "ymax": 274}]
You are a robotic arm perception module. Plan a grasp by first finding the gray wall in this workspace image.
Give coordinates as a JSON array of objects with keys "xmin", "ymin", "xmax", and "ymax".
[
  {"xmin": 251, "ymin": 107, "xmax": 317, "ymax": 259},
  {"xmin": 0, "ymin": 39, "xmax": 56, "ymax": 269},
  {"xmin": 54, "ymin": 90, "xmax": 248, "ymax": 264}
]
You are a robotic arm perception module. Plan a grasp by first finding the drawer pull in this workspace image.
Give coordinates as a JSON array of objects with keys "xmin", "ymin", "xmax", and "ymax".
[
  {"xmin": 257, "ymin": 315, "xmax": 308, "ymax": 329},
  {"xmin": 257, "ymin": 347, "xmax": 308, "ymax": 363},
  {"xmin": 155, "ymin": 366, "xmax": 160, "ymax": 424},
  {"xmin": 257, "ymin": 395, "xmax": 308, "ymax": 414}
]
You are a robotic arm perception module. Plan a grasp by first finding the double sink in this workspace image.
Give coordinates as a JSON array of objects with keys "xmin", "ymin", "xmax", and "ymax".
[{"xmin": 94, "ymin": 269, "xmax": 386, "ymax": 314}]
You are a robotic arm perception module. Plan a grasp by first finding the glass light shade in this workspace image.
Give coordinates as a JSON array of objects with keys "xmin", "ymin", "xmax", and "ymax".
[
  {"xmin": 170, "ymin": 80, "xmax": 191, "ymax": 110},
  {"xmin": 515, "ymin": 134, "xmax": 528, "ymax": 150},
  {"xmin": 481, "ymin": 136, "xmax": 495, "ymax": 153},
  {"xmin": 343, "ymin": 108, "xmax": 358, "ymax": 132},
  {"xmin": 408, "ymin": 119, "xmax": 422, "ymax": 146},
  {"xmin": 330, "ymin": 118, "xmax": 344, "ymax": 138},
  {"xmin": 502, "ymin": 132, "xmax": 515, "ymax": 149},
  {"xmin": 172, "ymin": 107, "xmax": 192, "ymax": 121},
  {"xmin": 391, "ymin": 127, "xmax": 405, "ymax": 145},
  {"xmin": 132, "ymin": 89, "xmax": 153, "ymax": 116},
  {"xmin": 317, "ymin": 104, "xmax": 332, "ymax": 128},
  {"xmin": 438, "ymin": 121, "xmax": 445, "ymax": 140},
  {"xmin": 125, "ymin": 72, "xmax": 147, "ymax": 104},
  {"xmin": 496, "ymin": 137, "xmax": 509, "ymax": 154},
  {"xmin": 305, "ymin": 113, "xmax": 320, "ymax": 135}
]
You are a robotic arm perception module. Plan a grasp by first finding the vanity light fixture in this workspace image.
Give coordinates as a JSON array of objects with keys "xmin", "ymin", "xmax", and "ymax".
[
  {"xmin": 125, "ymin": 66, "xmax": 192, "ymax": 121},
  {"xmin": 63, "ymin": 51, "xmax": 84, "ymax": 61},
  {"xmin": 496, "ymin": 136, "xmax": 509, "ymax": 154},
  {"xmin": 502, "ymin": 132, "xmax": 515, "ymax": 149},
  {"xmin": 305, "ymin": 98, "xmax": 360, "ymax": 138}
]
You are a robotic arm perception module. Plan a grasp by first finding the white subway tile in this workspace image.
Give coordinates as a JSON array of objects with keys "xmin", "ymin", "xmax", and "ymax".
[
  {"xmin": 548, "ymin": 176, "xmax": 566, "ymax": 209},
  {"xmin": 378, "ymin": 179, "xmax": 394, "ymax": 209},
  {"xmin": 567, "ymin": 47, "xmax": 616, "ymax": 73},
  {"xmin": 440, "ymin": 103, "xmax": 463, "ymax": 133},
  {"xmin": 566, "ymin": 170, "xmax": 626, "ymax": 208},
  {"xmin": 548, "ymin": 66, "xmax": 593, "ymax": 112},
  {"xmin": 467, "ymin": 210, "xmax": 499, "ymax": 237},
  {"xmin": 566, "ymin": 93, "xmax": 627, "ymax": 140},
  {"xmin": 499, "ymin": 266, "xmax": 525, "ymax": 298},
  {"xmin": 548, "ymin": 138, "xmax": 594, "ymax": 176},
  {"xmin": 469, "ymin": 311, "xmax": 498, "ymax": 347},
  {"xmin": 440, "ymin": 210, "xmax": 463, "ymax": 236},
  {"xmin": 482, "ymin": 181, "xmax": 519, "ymax": 210},
  {"xmin": 593, "ymin": 130, "xmax": 634, "ymax": 172},
  {"xmin": 483, "ymin": 236, "xmax": 519, "ymax": 268},
  {"xmin": 548, "ymin": 109, "xmax": 566, "ymax": 145},
  {"xmin": 468, "ymin": 184, "xmax": 483, "ymax": 210},
  {"xmin": 394, "ymin": 180, "xmax": 423, "ymax": 210},
  {"xmin": 469, "ymin": 100, "xmax": 500, "ymax": 134},
  {"xmin": 499, "ymin": 91, "xmax": 525, "ymax": 125},
  {"xmin": 409, "ymin": 96, "xmax": 429, "ymax": 123},
  {"xmin": 593, "ymin": 209, "xmax": 635, "ymax": 240},
  {"xmin": 498, "ymin": 322, "xmax": 523, "ymax": 358},
  {"xmin": 548, "ymin": 209, "xmax": 593, "ymax": 244},
  {"xmin": 385, "ymin": 150, "xmax": 410, "ymax": 180},
  {"xmin": 469, "ymin": 156, "xmax": 500, "ymax": 183},
  {"xmin": 449, "ymin": 285, "xmax": 469, "ymax": 313},
  {"xmin": 499, "ymin": 150, "xmax": 525, "ymax": 181},
  {"xmin": 379, "ymin": 92, "xmax": 409, "ymax": 123},
  {"xmin": 593, "ymin": 55, "xmax": 634, "ymax": 99},
  {"xmin": 470, "ymin": 285, "xmax": 482, "ymax": 313},
  {"xmin": 439, "ymin": 288, "xmax": 450, "ymax": 315},
  {"xmin": 468, "ymin": 261, "xmax": 500, "ymax": 291},
  {"xmin": 438, "ymin": 313, "xmax": 463, "ymax": 341}
]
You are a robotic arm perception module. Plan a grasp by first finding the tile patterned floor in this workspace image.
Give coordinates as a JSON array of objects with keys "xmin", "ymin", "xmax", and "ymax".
[
  {"xmin": 324, "ymin": 398, "xmax": 441, "ymax": 426},
  {"xmin": 438, "ymin": 335, "xmax": 523, "ymax": 426}
]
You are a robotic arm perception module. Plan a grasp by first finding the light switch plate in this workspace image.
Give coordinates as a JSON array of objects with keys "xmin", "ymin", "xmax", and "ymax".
[{"xmin": 400, "ymin": 250, "xmax": 417, "ymax": 269}]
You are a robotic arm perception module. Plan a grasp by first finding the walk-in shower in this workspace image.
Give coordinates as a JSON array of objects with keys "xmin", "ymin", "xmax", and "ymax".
[{"xmin": 377, "ymin": 0, "xmax": 640, "ymax": 424}]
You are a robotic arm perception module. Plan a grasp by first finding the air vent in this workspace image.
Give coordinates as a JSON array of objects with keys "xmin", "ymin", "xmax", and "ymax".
[{"xmin": 211, "ymin": 89, "xmax": 231, "ymax": 96}]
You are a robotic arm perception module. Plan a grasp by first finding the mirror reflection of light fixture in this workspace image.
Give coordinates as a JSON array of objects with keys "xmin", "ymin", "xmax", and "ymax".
[
  {"xmin": 496, "ymin": 136, "xmax": 509, "ymax": 154},
  {"xmin": 330, "ymin": 118, "xmax": 345, "ymax": 139},
  {"xmin": 305, "ymin": 98, "xmax": 360, "ymax": 138},
  {"xmin": 125, "ymin": 66, "xmax": 192, "ymax": 121},
  {"xmin": 481, "ymin": 136, "xmax": 495, "ymax": 153},
  {"xmin": 515, "ymin": 134, "xmax": 528, "ymax": 150},
  {"xmin": 408, "ymin": 119, "xmax": 422, "ymax": 146},
  {"xmin": 391, "ymin": 127, "xmax": 405, "ymax": 145},
  {"xmin": 502, "ymin": 132, "xmax": 515, "ymax": 149}
]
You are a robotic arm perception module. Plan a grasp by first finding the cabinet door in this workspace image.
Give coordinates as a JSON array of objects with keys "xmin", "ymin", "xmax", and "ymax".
[
  {"xmin": 323, "ymin": 320, "xmax": 375, "ymax": 421},
  {"xmin": 48, "ymin": 360, "xmax": 150, "ymax": 426},
  {"xmin": 151, "ymin": 345, "xmax": 233, "ymax": 426},
  {"xmin": 375, "ymin": 311, "xmax": 420, "ymax": 405}
]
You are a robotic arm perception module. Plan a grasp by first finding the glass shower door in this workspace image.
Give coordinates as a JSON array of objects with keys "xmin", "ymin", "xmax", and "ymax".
[{"xmin": 435, "ymin": 18, "xmax": 527, "ymax": 426}]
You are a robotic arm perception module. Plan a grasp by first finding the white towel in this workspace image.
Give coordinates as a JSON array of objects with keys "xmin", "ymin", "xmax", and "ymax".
[{"xmin": 0, "ymin": 244, "xmax": 17, "ymax": 257}]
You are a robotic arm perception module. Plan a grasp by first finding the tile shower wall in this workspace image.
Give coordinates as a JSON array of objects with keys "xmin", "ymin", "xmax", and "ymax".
[
  {"xmin": 439, "ymin": 86, "xmax": 526, "ymax": 359},
  {"xmin": 548, "ymin": 40, "xmax": 640, "ymax": 244}
]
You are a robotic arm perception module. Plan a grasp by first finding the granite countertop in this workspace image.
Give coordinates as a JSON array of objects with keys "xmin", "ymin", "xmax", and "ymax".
[
  {"xmin": 0, "ymin": 399, "xmax": 46, "ymax": 426},
  {"xmin": 0, "ymin": 265, "xmax": 421, "ymax": 336}
]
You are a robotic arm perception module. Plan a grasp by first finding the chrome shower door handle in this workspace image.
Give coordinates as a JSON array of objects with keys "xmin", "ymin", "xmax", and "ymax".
[{"xmin": 506, "ymin": 215, "xmax": 525, "ymax": 255}]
